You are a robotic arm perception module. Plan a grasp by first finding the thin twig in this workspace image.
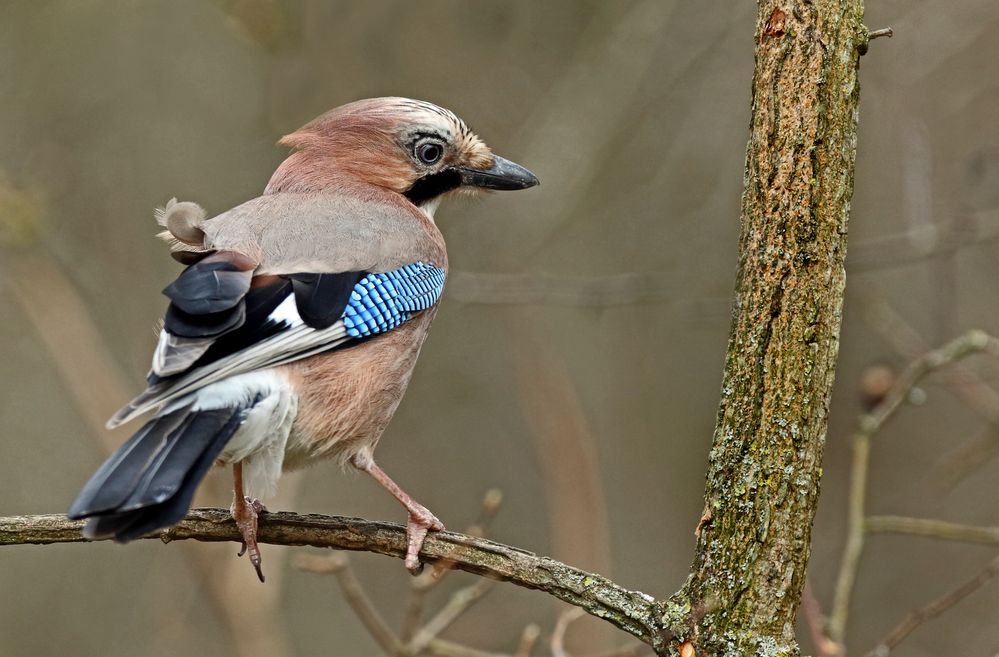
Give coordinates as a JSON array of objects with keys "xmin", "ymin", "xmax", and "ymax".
[
  {"xmin": 867, "ymin": 298, "xmax": 999, "ymax": 425},
  {"xmin": 551, "ymin": 608, "xmax": 585, "ymax": 657},
  {"xmin": 401, "ymin": 489, "xmax": 505, "ymax": 641},
  {"xmin": 868, "ymin": 27, "xmax": 893, "ymax": 39},
  {"xmin": 299, "ymin": 548, "xmax": 634, "ymax": 657},
  {"xmin": 0, "ymin": 510, "xmax": 662, "ymax": 648},
  {"xmin": 862, "ymin": 554, "xmax": 999, "ymax": 657},
  {"xmin": 513, "ymin": 624, "xmax": 541, "ymax": 657},
  {"xmin": 863, "ymin": 330, "xmax": 999, "ymax": 434},
  {"xmin": 865, "ymin": 516, "xmax": 999, "ymax": 546},
  {"xmin": 400, "ymin": 573, "xmax": 433, "ymax": 643},
  {"xmin": 407, "ymin": 580, "xmax": 497, "ymax": 655},
  {"xmin": 297, "ymin": 553, "xmax": 403, "ymax": 655},
  {"xmin": 828, "ymin": 330, "xmax": 999, "ymax": 644},
  {"xmin": 801, "ymin": 580, "xmax": 840, "ymax": 657},
  {"xmin": 864, "ymin": 298, "xmax": 999, "ymax": 483},
  {"xmin": 425, "ymin": 640, "xmax": 511, "ymax": 657},
  {"xmin": 828, "ymin": 430, "xmax": 870, "ymax": 644},
  {"xmin": 936, "ymin": 427, "xmax": 999, "ymax": 490}
]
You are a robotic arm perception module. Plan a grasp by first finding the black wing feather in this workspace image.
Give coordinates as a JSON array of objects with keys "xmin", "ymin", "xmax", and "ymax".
[
  {"xmin": 289, "ymin": 271, "xmax": 366, "ymax": 329},
  {"xmin": 164, "ymin": 303, "xmax": 247, "ymax": 338},
  {"xmin": 162, "ymin": 260, "xmax": 252, "ymax": 314},
  {"xmin": 180, "ymin": 278, "xmax": 295, "ymax": 372},
  {"xmin": 161, "ymin": 255, "xmax": 253, "ymax": 339},
  {"xmin": 162, "ymin": 272, "xmax": 365, "ymax": 377}
]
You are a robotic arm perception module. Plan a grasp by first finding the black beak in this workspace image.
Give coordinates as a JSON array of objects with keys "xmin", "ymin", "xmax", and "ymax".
[{"xmin": 456, "ymin": 155, "xmax": 539, "ymax": 190}]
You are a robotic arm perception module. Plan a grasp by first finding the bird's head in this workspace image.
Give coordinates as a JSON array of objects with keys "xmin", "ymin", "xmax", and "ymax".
[{"xmin": 266, "ymin": 97, "xmax": 538, "ymax": 216}]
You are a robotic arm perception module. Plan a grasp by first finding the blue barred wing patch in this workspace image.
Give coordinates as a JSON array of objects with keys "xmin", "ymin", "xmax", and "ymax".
[{"xmin": 342, "ymin": 262, "xmax": 446, "ymax": 338}]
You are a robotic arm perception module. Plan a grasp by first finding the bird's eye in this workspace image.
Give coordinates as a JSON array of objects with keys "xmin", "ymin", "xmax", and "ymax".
[{"xmin": 416, "ymin": 141, "xmax": 444, "ymax": 165}]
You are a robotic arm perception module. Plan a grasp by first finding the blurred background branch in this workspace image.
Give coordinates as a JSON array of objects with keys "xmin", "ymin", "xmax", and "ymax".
[
  {"xmin": 820, "ymin": 330, "xmax": 999, "ymax": 653},
  {"xmin": 446, "ymin": 208, "xmax": 999, "ymax": 307},
  {"xmin": 861, "ymin": 553, "xmax": 999, "ymax": 657}
]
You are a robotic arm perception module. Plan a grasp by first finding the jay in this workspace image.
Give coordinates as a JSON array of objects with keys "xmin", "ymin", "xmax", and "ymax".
[{"xmin": 68, "ymin": 98, "xmax": 538, "ymax": 580}]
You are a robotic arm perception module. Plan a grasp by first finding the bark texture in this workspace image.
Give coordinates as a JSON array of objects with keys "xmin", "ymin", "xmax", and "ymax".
[
  {"xmin": 662, "ymin": 2, "xmax": 866, "ymax": 655},
  {"xmin": 0, "ymin": 510, "xmax": 661, "ymax": 645}
]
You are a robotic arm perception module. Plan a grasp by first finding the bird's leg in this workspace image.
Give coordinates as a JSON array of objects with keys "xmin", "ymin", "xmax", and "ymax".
[
  {"xmin": 230, "ymin": 462, "xmax": 267, "ymax": 582},
  {"xmin": 353, "ymin": 457, "xmax": 444, "ymax": 574}
]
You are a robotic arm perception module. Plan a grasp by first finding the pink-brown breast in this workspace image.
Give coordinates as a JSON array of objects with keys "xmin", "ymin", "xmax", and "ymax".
[{"xmin": 280, "ymin": 309, "xmax": 438, "ymax": 470}]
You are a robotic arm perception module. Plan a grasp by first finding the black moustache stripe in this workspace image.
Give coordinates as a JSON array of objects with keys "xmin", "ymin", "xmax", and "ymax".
[{"xmin": 403, "ymin": 168, "xmax": 462, "ymax": 205}]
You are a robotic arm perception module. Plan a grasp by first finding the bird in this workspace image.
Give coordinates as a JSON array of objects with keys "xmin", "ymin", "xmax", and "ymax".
[{"xmin": 67, "ymin": 97, "xmax": 538, "ymax": 580}]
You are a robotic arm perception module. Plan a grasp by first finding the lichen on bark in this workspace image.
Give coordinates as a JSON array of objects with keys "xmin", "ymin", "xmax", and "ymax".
[{"xmin": 664, "ymin": 2, "xmax": 867, "ymax": 655}]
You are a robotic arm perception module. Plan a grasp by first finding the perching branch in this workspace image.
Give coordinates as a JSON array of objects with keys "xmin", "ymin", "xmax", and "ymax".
[
  {"xmin": 295, "ymin": 488, "xmax": 644, "ymax": 657},
  {"xmin": 0, "ymin": 509, "xmax": 662, "ymax": 648}
]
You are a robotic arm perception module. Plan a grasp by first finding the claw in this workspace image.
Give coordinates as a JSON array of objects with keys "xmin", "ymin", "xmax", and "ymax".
[
  {"xmin": 250, "ymin": 556, "xmax": 265, "ymax": 583},
  {"xmin": 230, "ymin": 464, "xmax": 266, "ymax": 582},
  {"xmin": 404, "ymin": 508, "xmax": 444, "ymax": 575},
  {"xmin": 232, "ymin": 501, "xmax": 266, "ymax": 582}
]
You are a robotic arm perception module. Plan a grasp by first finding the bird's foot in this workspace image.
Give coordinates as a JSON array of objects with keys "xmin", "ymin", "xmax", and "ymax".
[
  {"xmin": 351, "ymin": 457, "xmax": 444, "ymax": 575},
  {"xmin": 231, "ymin": 495, "xmax": 267, "ymax": 582},
  {"xmin": 404, "ymin": 504, "xmax": 444, "ymax": 575},
  {"xmin": 234, "ymin": 500, "xmax": 267, "ymax": 559}
]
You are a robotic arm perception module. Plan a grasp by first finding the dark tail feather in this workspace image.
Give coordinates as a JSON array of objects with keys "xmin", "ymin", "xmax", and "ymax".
[{"xmin": 69, "ymin": 403, "xmax": 247, "ymax": 542}]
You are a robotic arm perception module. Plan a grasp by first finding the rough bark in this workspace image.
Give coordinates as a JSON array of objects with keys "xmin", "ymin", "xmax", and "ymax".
[
  {"xmin": 661, "ymin": 2, "xmax": 866, "ymax": 655},
  {"xmin": 0, "ymin": 510, "xmax": 661, "ymax": 646}
]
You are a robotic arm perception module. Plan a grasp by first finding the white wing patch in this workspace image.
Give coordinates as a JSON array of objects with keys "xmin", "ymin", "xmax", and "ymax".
[{"xmin": 268, "ymin": 293, "xmax": 305, "ymax": 328}]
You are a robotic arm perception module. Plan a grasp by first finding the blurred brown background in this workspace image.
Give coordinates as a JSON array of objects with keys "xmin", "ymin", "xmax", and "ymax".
[{"xmin": 2, "ymin": 2, "xmax": 998, "ymax": 656}]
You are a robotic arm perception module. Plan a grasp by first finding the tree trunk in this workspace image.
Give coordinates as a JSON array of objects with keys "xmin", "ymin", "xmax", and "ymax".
[{"xmin": 663, "ymin": 2, "xmax": 867, "ymax": 654}]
